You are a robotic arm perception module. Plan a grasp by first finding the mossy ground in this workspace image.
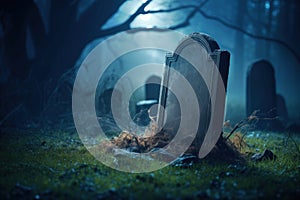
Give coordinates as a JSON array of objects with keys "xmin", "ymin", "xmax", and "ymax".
[{"xmin": 0, "ymin": 129, "xmax": 299, "ymax": 199}]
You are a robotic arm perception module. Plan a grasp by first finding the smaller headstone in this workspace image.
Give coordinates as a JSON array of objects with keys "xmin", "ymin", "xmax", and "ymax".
[
  {"xmin": 246, "ymin": 60, "xmax": 284, "ymax": 131},
  {"xmin": 246, "ymin": 60, "xmax": 277, "ymax": 118},
  {"xmin": 251, "ymin": 149, "xmax": 276, "ymax": 162}
]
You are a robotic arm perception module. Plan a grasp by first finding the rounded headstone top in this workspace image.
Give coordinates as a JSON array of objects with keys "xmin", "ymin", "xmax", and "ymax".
[
  {"xmin": 192, "ymin": 33, "xmax": 220, "ymax": 52},
  {"xmin": 248, "ymin": 59, "xmax": 275, "ymax": 75},
  {"xmin": 174, "ymin": 32, "xmax": 220, "ymax": 55}
]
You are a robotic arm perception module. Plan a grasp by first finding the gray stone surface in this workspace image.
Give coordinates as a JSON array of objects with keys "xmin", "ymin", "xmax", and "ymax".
[{"xmin": 157, "ymin": 33, "xmax": 230, "ymax": 156}]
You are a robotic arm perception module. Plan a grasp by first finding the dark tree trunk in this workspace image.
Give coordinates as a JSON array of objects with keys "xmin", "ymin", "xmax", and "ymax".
[{"xmin": 0, "ymin": 0, "xmax": 126, "ymax": 125}]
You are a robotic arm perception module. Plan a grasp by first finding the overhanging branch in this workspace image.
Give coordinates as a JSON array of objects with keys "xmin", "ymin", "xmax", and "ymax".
[
  {"xmin": 197, "ymin": 9, "xmax": 300, "ymax": 63},
  {"xmin": 97, "ymin": 0, "xmax": 300, "ymax": 63}
]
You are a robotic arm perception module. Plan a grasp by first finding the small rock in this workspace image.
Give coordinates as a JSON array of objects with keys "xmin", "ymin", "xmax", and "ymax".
[{"xmin": 251, "ymin": 149, "xmax": 276, "ymax": 162}]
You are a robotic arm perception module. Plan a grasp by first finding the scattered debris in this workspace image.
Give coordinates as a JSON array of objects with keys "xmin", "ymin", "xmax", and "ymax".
[
  {"xmin": 100, "ymin": 129, "xmax": 244, "ymax": 166},
  {"xmin": 251, "ymin": 149, "xmax": 277, "ymax": 162},
  {"xmin": 106, "ymin": 130, "xmax": 173, "ymax": 154},
  {"xmin": 229, "ymin": 132, "xmax": 248, "ymax": 151}
]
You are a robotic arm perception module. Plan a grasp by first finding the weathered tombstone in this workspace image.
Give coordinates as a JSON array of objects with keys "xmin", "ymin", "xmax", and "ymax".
[
  {"xmin": 157, "ymin": 33, "xmax": 230, "ymax": 157},
  {"xmin": 246, "ymin": 60, "xmax": 284, "ymax": 130},
  {"xmin": 246, "ymin": 60, "xmax": 277, "ymax": 118}
]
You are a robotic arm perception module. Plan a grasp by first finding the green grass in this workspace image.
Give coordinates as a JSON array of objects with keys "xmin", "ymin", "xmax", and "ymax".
[{"xmin": 0, "ymin": 129, "xmax": 299, "ymax": 199}]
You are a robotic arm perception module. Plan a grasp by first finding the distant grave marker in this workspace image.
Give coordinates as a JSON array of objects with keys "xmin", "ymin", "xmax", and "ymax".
[
  {"xmin": 246, "ymin": 60, "xmax": 277, "ymax": 118},
  {"xmin": 246, "ymin": 60, "xmax": 284, "ymax": 130}
]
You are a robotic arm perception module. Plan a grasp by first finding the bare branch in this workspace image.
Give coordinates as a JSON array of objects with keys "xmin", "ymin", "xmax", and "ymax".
[
  {"xmin": 99, "ymin": 0, "xmax": 153, "ymax": 36},
  {"xmin": 168, "ymin": 2, "xmax": 299, "ymax": 63},
  {"xmin": 169, "ymin": 0, "xmax": 209, "ymax": 30},
  {"xmin": 169, "ymin": 6, "xmax": 198, "ymax": 30},
  {"xmin": 197, "ymin": 9, "xmax": 300, "ymax": 63},
  {"xmin": 144, "ymin": 5, "xmax": 197, "ymax": 14},
  {"xmin": 96, "ymin": 0, "xmax": 300, "ymax": 63}
]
